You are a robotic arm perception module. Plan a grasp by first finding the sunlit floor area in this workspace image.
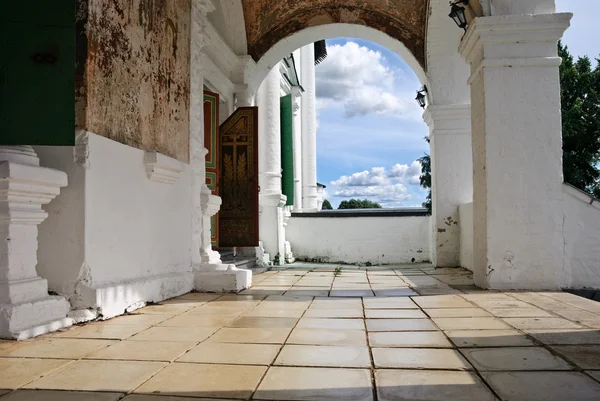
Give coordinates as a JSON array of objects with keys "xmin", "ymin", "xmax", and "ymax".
[{"xmin": 1, "ymin": 264, "xmax": 600, "ymax": 400}]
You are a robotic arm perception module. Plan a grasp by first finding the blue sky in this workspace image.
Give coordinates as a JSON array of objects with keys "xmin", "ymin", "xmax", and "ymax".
[{"xmin": 315, "ymin": 0, "xmax": 600, "ymax": 209}]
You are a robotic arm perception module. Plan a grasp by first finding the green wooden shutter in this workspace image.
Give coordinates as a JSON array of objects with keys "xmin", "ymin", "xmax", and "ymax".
[
  {"xmin": 1, "ymin": 1, "xmax": 75, "ymax": 145},
  {"xmin": 280, "ymin": 94, "xmax": 294, "ymax": 206}
]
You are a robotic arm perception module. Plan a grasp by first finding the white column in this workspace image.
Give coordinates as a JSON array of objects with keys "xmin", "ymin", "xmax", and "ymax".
[
  {"xmin": 258, "ymin": 64, "xmax": 286, "ymax": 262},
  {"xmin": 424, "ymin": 105, "xmax": 473, "ymax": 268},
  {"xmin": 190, "ymin": 0, "xmax": 218, "ymax": 266},
  {"xmin": 291, "ymin": 86, "xmax": 303, "ymax": 212},
  {"xmin": 191, "ymin": 0, "xmax": 251, "ymax": 292},
  {"xmin": 300, "ymin": 44, "xmax": 318, "ymax": 212},
  {"xmin": 0, "ymin": 146, "xmax": 72, "ymax": 339},
  {"xmin": 235, "ymin": 84, "xmax": 255, "ymax": 108},
  {"xmin": 459, "ymin": 13, "xmax": 571, "ymax": 289}
]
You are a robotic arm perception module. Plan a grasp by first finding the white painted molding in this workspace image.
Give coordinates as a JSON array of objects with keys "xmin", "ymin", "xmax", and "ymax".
[
  {"xmin": 0, "ymin": 145, "xmax": 39, "ymax": 166},
  {"xmin": 292, "ymin": 86, "xmax": 302, "ymax": 115},
  {"xmin": 232, "ymin": 55, "xmax": 258, "ymax": 87},
  {"xmin": 423, "ymin": 104, "xmax": 471, "ymax": 133},
  {"xmin": 203, "ymin": 19, "xmax": 238, "ymax": 77},
  {"xmin": 143, "ymin": 151, "xmax": 185, "ymax": 185},
  {"xmin": 0, "ymin": 159, "xmax": 67, "ymax": 225},
  {"xmin": 201, "ymin": 51, "xmax": 235, "ymax": 99},
  {"xmin": 459, "ymin": 13, "xmax": 572, "ymax": 68}
]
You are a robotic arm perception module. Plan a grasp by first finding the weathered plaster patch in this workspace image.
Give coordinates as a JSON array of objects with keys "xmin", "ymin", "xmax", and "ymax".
[{"xmin": 76, "ymin": 0, "xmax": 191, "ymax": 162}]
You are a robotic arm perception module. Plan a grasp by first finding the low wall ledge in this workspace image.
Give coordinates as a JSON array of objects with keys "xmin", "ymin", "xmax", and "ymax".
[{"xmin": 292, "ymin": 208, "xmax": 430, "ymax": 218}]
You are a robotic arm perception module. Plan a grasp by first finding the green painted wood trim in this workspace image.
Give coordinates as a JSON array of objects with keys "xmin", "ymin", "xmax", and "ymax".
[
  {"xmin": 280, "ymin": 94, "xmax": 294, "ymax": 206},
  {"xmin": 1, "ymin": 1, "xmax": 76, "ymax": 146}
]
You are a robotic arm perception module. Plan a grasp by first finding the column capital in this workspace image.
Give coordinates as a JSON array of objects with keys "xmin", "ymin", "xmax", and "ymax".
[
  {"xmin": 234, "ymin": 83, "xmax": 255, "ymax": 108},
  {"xmin": 460, "ymin": 13, "xmax": 572, "ymax": 74},
  {"xmin": 232, "ymin": 55, "xmax": 258, "ymax": 93},
  {"xmin": 291, "ymin": 86, "xmax": 302, "ymax": 116},
  {"xmin": 200, "ymin": 185, "xmax": 222, "ymax": 217},
  {"xmin": 0, "ymin": 153, "xmax": 67, "ymax": 226},
  {"xmin": 423, "ymin": 104, "xmax": 471, "ymax": 133}
]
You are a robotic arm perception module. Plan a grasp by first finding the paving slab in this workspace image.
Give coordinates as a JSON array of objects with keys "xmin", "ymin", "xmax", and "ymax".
[
  {"xmin": 372, "ymin": 348, "xmax": 472, "ymax": 370},
  {"xmin": 23, "ymin": 360, "xmax": 166, "ymax": 392},
  {"xmin": 254, "ymin": 366, "xmax": 373, "ymax": 401},
  {"xmin": 134, "ymin": 363, "xmax": 266, "ymax": 399},
  {"xmin": 482, "ymin": 371, "xmax": 600, "ymax": 401},
  {"xmin": 0, "ymin": 390, "xmax": 123, "ymax": 401},
  {"xmin": 461, "ymin": 347, "xmax": 572, "ymax": 371},
  {"xmin": 369, "ymin": 331, "xmax": 452, "ymax": 348},
  {"xmin": 376, "ymin": 370, "xmax": 498, "ymax": 401},
  {"xmin": 274, "ymin": 345, "xmax": 371, "ymax": 368},
  {"xmin": 177, "ymin": 342, "xmax": 280, "ymax": 365}
]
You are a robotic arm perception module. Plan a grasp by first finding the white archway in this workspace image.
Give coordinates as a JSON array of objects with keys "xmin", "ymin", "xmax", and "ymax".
[{"xmin": 248, "ymin": 23, "xmax": 430, "ymax": 100}]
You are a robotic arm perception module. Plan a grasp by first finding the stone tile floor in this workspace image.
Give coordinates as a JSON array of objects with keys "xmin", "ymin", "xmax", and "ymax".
[{"xmin": 2, "ymin": 263, "xmax": 600, "ymax": 400}]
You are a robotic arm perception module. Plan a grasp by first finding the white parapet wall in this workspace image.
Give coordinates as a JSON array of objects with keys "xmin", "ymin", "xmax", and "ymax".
[
  {"xmin": 458, "ymin": 203, "xmax": 473, "ymax": 272},
  {"xmin": 34, "ymin": 133, "xmax": 194, "ymax": 320},
  {"xmin": 562, "ymin": 184, "xmax": 600, "ymax": 289},
  {"xmin": 286, "ymin": 210, "xmax": 431, "ymax": 265}
]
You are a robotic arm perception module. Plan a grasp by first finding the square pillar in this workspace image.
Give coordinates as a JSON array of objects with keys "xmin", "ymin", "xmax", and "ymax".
[
  {"xmin": 0, "ymin": 146, "xmax": 72, "ymax": 339},
  {"xmin": 460, "ymin": 13, "xmax": 572, "ymax": 289},
  {"xmin": 425, "ymin": 104, "xmax": 473, "ymax": 268}
]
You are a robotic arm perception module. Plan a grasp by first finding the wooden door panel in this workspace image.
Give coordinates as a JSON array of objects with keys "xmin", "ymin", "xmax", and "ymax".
[{"xmin": 218, "ymin": 107, "xmax": 259, "ymax": 247}]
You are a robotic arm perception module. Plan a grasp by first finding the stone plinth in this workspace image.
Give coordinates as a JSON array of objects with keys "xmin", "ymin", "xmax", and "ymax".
[{"xmin": 0, "ymin": 146, "xmax": 72, "ymax": 339}]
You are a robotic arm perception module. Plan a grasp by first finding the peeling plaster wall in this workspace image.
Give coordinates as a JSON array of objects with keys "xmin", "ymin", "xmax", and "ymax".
[
  {"xmin": 76, "ymin": 0, "xmax": 191, "ymax": 162},
  {"xmin": 287, "ymin": 215, "xmax": 431, "ymax": 265},
  {"xmin": 241, "ymin": 0, "xmax": 428, "ymax": 69}
]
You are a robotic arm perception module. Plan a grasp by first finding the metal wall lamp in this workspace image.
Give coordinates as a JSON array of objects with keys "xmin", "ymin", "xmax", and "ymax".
[
  {"xmin": 449, "ymin": 0, "xmax": 469, "ymax": 31},
  {"xmin": 416, "ymin": 86, "xmax": 428, "ymax": 109}
]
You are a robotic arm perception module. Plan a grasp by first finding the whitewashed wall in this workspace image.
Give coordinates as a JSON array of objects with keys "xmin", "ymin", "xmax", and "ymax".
[
  {"xmin": 287, "ymin": 212, "xmax": 431, "ymax": 265},
  {"xmin": 562, "ymin": 185, "xmax": 600, "ymax": 289},
  {"xmin": 459, "ymin": 203, "xmax": 473, "ymax": 271},
  {"xmin": 35, "ymin": 133, "xmax": 194, "ymax": 319}
]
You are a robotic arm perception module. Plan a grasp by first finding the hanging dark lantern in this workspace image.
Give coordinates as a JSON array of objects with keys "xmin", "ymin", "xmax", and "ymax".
[
  {"xmin": 449, "ymin": 0, "xmax": 469, "ymax": 31},
  {"xmin": 415, "ymin": 86, "xmax": 428, "ymax": 109}
]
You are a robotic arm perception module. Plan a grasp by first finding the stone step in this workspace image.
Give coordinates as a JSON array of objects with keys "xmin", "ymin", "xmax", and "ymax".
[
  {"xmin": 222, "ymin": 257, "xmax": 257, "ymax": 270},
  {"xmin": 219, "ymin": 250, "xmax": 234, "ymax": 258}
]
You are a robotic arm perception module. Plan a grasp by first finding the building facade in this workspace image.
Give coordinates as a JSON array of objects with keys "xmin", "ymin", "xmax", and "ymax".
[{"xmin": 2, "ymin": 0, "xmax": 599, "ymax": 340}]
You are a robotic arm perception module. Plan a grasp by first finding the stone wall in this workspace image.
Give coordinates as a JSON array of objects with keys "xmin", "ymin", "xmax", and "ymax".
[
  {"xmin": 286, "ymin": 211, "xmax": 431, "ymax": 265},
  {"xmin": 76, "ymin": 0, "xmax": 191, "ymax": 162},
  {"xmin": 35, "ymin": 133, "xmax": 195, "ymax": 320},
  {"xmin": 563, "ymin": 185, "xmax": 600, "ymax": 289}
]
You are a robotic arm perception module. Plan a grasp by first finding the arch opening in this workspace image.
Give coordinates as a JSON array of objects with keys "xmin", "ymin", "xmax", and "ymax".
[{"xmin": 249, "ymin": 23, "xmax": 430, "ymax": 100}]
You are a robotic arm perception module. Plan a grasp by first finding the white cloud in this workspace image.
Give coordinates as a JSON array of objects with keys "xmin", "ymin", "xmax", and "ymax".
[
  {"xmin": 389, "ymin": 161, "xmax": 421, "ymax": 185},
  {"xmin": 316, "ymin": 41, "xmax": 419, "ymax": 119},
  {"xmin": 329, "ymin": 161, "xmax": 423, "ymax": 208}
]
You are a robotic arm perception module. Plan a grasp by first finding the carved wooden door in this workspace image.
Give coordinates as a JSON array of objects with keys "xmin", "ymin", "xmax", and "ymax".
[
  {"xmin": 218, "ymin": 107, "xmax": 259, "ymax": 247},
  {"xmin": 204, "ymin": 91, "xmax": 219, "ymax": 247}
]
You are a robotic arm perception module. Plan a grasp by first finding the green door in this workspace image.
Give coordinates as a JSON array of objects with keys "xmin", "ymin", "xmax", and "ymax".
[
  {"xmin": 1, "ymin": 1, "xmax": 75, "ymax": 145},
  {"xmin": 280, "ymin": 94, "xmax": 294, "ymax": 206}
]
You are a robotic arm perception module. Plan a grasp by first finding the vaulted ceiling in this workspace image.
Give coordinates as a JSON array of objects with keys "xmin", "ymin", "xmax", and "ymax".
[{"xmin": 241, "ymin": 0, "xmax": 429, "ymax": 68}]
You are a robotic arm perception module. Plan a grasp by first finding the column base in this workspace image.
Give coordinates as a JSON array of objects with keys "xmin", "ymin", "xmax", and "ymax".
[
  {"xmin": 0, "ymin": 296, "xmax": 72, "ymax": 340},
  {"xmin": 194, "ymin": 265, "xmax": 252, "ymax": 293}
]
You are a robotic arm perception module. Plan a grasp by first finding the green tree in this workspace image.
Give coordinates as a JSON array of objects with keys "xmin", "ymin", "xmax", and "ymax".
[
  {"xmin": 418, "ymin": 137, "xmax": 432, "ymax": 213},
  {"xmin": 559, "ymin": 42, "xmax": 600, "ymax": 197},
  {"xmin": 321, "ymin": 199, "xmax": 333, "ymax": 210},
  {"xmin": 338, "ymin": 199, "xmax": 382, "ymax": 209}
]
